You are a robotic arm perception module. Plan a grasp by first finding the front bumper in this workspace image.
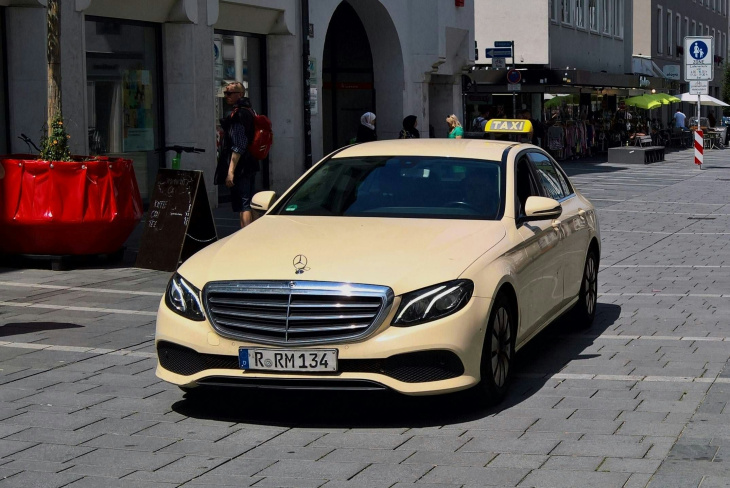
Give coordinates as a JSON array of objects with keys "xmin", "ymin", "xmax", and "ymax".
[{"xmin": 155, "ymin": 295, "xmax": 493, "ymax": 395}]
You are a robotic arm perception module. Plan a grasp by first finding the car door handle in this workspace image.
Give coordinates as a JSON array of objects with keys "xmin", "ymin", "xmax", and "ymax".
[{"xmin": 578, "ymin": 209, "xmax": 587, "ymax": 219}]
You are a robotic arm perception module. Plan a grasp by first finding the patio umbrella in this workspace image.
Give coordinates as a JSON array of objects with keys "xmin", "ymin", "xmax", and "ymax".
[
  {"xmin": 648, "ymin": 93, "xmax": 680, "ymax": 104},
  {"xmin": 679, "ymin": 93, "xmax": 730, "ymax": 106},
  {"xmin": 623, "ymin": 95, "xmax": 662, "ymax": 110}
]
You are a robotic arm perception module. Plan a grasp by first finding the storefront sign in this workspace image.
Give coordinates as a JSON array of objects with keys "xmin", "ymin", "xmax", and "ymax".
[
  {"xmin": 684, "ymin": 36, "xmax": 713, "ymax": 81},
  {"xmin": 663, "ymin": 64, "xmax": 680, "ymax": 80}
]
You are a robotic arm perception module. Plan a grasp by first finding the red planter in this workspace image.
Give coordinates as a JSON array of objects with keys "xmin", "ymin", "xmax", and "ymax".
[{"xmin": 0, "ymin": 155, "xmax": 143, "ymax": 255}]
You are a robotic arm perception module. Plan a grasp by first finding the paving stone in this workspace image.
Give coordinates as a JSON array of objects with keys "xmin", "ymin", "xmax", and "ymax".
[
  {"xmin": 518, "ymin": 469, "xmax": 630, "ymax": 488},
  {"xmin": 419, "ymin": 465, "xmax": 529, "ymax": 485},
  {"xmin": 255, "ymin": 459, "xmax": 368, "ymax": 481}
]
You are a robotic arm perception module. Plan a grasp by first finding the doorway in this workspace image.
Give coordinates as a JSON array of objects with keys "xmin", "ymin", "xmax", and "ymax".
[{"xmin": 322, "ymin": 2, "xmax": 374, "ymax": 153}]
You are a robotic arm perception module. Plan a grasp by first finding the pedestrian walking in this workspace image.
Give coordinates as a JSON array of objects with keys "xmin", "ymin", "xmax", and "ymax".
[
  {"xmin": 471, "ymin": 107, "xmax": 489, "ymax": 132},
  {"xmin": 398, "ymin": 115, "xmax": 420, "ymax": 139},
  {"xmin": 446, "ymin": 114, "xmax": 464, "ymax": 139},
  {"xmin": 214, "ymin": 81, "xmax": 259, "ymax": 229},
  {"xmin": 356, "ymin": 112, "xmax": 377, "ymax": 143}
]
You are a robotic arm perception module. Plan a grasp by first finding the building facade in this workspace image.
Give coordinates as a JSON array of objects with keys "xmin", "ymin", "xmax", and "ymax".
[
  {"xmin": 470, "ymin": 0, "xmax": 637, "ymax": 123},
  {"xmin": 0, "ymin": 0, "xmax": 474, "ymax": 205},
  {"xmin": 634, "ymin": 0, "xmax": 729, "ymax": 119}
]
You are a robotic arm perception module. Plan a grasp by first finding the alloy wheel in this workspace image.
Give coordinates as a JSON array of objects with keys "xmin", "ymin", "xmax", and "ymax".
[{"xmin": 491, "ymin": 306, "xmax": 512, "ymax": 388}]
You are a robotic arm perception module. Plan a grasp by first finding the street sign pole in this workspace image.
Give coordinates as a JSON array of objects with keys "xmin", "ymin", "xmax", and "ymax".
[
  {"xmin": 684, "ymin": 36, "xmax": 713, "ymax": 170},
  {"xmin": 511, "ymin": 41, "xmax": 516, "ymax": 118}
]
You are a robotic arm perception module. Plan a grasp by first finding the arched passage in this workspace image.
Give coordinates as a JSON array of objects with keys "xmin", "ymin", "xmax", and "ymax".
[
  {"xmin": 322, "ymin": 2, "xmax": 374, "ymax": 152},
  {"xmin": 322, "ymin": 0, "xmax": 404, "ymax": 152}
]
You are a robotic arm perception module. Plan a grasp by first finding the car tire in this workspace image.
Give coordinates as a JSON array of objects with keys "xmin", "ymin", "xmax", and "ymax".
[
  {"xmin": 474, "ymin": 294, "xmax": 515, "ymax": 407},
  {"xmin": 572, "ymin": 250, "xmax": 598, "ymax": 329}
]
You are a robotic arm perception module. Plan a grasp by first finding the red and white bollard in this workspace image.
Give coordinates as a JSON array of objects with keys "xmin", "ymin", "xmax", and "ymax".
[{"xmin": 694, "ymin": 129, "xmax": 703, "ymax": 169}]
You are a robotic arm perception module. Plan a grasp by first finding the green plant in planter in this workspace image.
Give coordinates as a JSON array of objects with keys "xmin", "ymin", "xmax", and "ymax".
[{"xmin": 39, "ymin": 114, "xmax": 72, "ymax": 162}]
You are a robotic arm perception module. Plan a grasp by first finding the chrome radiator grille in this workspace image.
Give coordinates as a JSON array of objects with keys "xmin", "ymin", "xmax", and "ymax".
[{"xmin": 203, "ymin": 281, "xmax": 394, "ymax": 345}]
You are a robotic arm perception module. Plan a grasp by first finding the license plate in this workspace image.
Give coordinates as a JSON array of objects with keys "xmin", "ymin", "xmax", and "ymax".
[{"xmin": 239, "ymin": 348, "xmax": 338, "ymax": 372}]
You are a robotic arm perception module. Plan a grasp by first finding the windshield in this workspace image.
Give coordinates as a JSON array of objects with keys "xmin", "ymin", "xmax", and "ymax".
[{"xmin": 273, "ymin": 156, "xmax": 503, "ymax": 220}]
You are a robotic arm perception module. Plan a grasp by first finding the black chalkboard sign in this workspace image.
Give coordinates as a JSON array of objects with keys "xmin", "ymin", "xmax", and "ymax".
[{"xmin": 135, "ymin": 169, "xmax": 217, "ymax": 272}]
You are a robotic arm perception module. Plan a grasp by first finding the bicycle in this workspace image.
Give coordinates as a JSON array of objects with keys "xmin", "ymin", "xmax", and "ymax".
[{"xmin": 155, "ymin": 145, "xmax": 205, "ymax": 169}]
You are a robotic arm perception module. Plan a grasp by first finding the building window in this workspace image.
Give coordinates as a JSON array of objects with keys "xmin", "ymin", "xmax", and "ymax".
[
  {"xmin": 602, "ymin": 0, "xmax": 611, "ymax": 34},
  {"xmin": 576, "ymin": 0, "xmax": 586, "ymax": 28},
  {"xmin": 550, "ymin": 0, "xmax": 557, "ymax": 21},
  {"xmin": 685, "ymin": 17, "xmax": 689, "ymax": 43},
  {"xmin": 676, "ymin": 14, "xmax": 681, "ymax": 57},
  {"xmin": 615, "ymin": 0, "xmax": 624, "ymax": 37},
  {"xmin": 589, "ymin": 0, "xmax": 598, "ymax": 31},
  {"xmin": 561, "ymin": 0, "xmax": 572, "ymax": 25},
  {"xmin": 85, "ymin": 17, "xmax": 162, "ymax": 201},
  {"xmin": 666, "ymin": 11, "xmax": 672, "ymax": 55},
  {"xmin": 698, "ymin": 22, "xmax": 702, "ymax": 37},
  {"xmin": 657, "ymin": 7, "xmax": 663, "ymax": 54}
]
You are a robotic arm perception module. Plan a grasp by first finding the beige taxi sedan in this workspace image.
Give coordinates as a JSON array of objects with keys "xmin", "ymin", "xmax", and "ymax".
[{"xmin": 155, "ymin": 137, "xmax": 600, "ymax": 405}]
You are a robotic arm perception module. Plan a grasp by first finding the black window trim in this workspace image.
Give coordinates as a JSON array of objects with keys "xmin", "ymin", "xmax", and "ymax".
[{"xmin": 527, "ymin": 150, "xmax": 575, "ymax": 202}]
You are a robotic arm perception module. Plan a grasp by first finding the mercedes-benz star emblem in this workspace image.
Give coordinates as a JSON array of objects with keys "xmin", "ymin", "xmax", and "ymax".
[{"xmin": 293, "ymin": 254, "xmax": 308, "ymax": 274}]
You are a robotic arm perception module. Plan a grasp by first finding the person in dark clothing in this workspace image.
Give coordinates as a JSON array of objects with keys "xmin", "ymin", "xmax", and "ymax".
[
  {"xmin": 709, "ymin": 111, "xmax": 717, "ymax": 127},
  {"xmin": 356, "ymin": 112, "xmax": 377, "ymax": 142},
  {"xmin": 521, "ymin": 109, "xmax": 545, "ymax": 147},
  {"xmin": 215, "ymin": 81, "xmax": 259, "ymax": 228},
  {"xmin": 399, "ymin": 115, "xmax": 420, "ymax": 139}
]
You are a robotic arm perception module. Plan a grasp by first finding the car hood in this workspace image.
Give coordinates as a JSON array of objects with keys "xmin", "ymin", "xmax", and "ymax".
[{"xmin": 179, "ymin": 216, "xmax": 506, "ymax": 295}]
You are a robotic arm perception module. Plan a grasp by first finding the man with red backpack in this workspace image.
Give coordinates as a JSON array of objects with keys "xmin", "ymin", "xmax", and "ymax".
[{"xmin": 215, "ymin": 82, "xmax": 262, "ymax": 228}]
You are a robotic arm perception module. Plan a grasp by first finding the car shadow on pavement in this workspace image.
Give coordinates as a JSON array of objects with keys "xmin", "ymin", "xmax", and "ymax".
[
  {"xmin": 0, "ymin": 321, "xmax": 84, "ymax": 337},
  {"xmin": 171, "ymin": 302, "xmax": 621, "ymax": 428}
]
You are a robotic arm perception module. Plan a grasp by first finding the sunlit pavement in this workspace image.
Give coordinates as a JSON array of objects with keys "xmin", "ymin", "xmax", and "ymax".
[{"xmin": 0, "ymin": 146, "xmax": 728, "ymax": 487}]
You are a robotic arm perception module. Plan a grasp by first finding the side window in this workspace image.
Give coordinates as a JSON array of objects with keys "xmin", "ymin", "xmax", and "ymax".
[
  {"xmin": 528, "ymin": 152, "xmax": 570, "ymax": 200},
  {"xmin": 515, "ymin": 155, "xmax": 541, "ymax": 217}
]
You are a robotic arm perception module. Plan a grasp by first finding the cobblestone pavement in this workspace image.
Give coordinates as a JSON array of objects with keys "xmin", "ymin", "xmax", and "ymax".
[{"xmin": 0, "ymin": 148, "xmax": 728, "ymax": 487}]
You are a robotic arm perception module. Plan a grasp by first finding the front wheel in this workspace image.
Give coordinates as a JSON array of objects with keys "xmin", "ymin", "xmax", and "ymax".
[
  {"xmin": 474, "ymin": 295, "xmax": 515, "ymax": 406},
  {"xmin": 573, "ymin": 250, "xmax": 598, "ymax": 328}
]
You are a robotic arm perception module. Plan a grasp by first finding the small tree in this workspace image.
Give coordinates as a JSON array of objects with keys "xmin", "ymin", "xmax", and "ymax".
[
  {"xmin": 39, "ymin": 0, "xmax": 71, "ymax": 161},
  {"xmin": 722, "ymin": 62, "xmax": 730, "ymax": 116}
]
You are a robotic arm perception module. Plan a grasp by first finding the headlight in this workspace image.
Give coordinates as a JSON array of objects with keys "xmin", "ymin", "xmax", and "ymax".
[
  {"xmin": 164, "ymin": 273, "xmax": 205, "ymax": 321},
  {"xmin": 392, "ymin": 280, "xmax": 474, "ymax": 327}
]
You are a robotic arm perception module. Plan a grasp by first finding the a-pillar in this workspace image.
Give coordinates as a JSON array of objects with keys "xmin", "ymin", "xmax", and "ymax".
[{"xmin": 161, "ymin": 0, "xmax": 217, "ymax": 207}]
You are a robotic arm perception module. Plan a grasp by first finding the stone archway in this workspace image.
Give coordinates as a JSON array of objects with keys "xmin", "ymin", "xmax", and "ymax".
[{"xmin": 322, "ymin": 0, "xmax": 404, "ymax": 151}]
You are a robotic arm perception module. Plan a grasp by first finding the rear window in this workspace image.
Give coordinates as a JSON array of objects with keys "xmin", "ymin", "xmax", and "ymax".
[{"xmin": 272, "ymin": 156, "xmax": 504, "ymax": 220}]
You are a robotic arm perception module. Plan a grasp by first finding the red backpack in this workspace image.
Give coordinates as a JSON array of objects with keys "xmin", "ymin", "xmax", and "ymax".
[{"xmin": 246, "ymin": 109, "xmax": 273, "ymax": 160}]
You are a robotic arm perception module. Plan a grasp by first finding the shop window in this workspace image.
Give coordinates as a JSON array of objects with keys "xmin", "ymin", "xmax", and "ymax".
[
  {"xmin": 85, "ymin": 18, "xmax": 162, "ymax": 200},
  {"xmin": 0, "ymin": 8, "xmax": 7, "ymax": 154}
]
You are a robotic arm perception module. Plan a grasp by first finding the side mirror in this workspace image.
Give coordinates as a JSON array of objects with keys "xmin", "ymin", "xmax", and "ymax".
[
  {"xmin": 251, "ymin": 190, "xmax": 277, "ymax": 213},
  {"xmin": 523, "ymin": 196, "xmax": 562, "ymax": 221}
]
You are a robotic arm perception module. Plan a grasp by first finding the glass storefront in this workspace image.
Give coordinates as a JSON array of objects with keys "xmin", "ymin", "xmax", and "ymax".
[
  {"xmin": 0, "ymin": 8, "xmax": 8, "ymax": 154},
  {"xmin": 85, "ymin": 17, "xmax": 162, "ymax": 200},
  {"xmin": 213, "ymin": 31, "xmax": 266, "ymax": 201}
]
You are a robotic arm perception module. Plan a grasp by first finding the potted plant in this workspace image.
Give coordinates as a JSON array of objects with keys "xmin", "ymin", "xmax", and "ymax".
[{"xmin": 0, "ymin": 0, "xmax": 142, "ymax": 257}]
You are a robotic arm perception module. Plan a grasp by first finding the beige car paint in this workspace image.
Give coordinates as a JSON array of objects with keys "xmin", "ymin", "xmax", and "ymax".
[{"xmin": 156, "ymin": 139, "xmax": 600, "ymax": 395}]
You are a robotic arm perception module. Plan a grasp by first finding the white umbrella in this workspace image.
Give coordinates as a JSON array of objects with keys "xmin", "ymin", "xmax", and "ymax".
[{"xmin": 679, "ymin": 93, "xmax": 730, "ymax": 106}]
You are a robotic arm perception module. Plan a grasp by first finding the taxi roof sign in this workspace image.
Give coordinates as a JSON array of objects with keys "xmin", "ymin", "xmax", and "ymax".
[{"xmin": 485, "ymin": 119, "xmax": 533, "ymax": 134}]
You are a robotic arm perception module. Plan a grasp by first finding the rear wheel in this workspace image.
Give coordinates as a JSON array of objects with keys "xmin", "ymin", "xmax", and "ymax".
[
  {"xmin": 573, "ymin": 250, "xmax": 598, "ymax": 328},
  {"xmin": 474, "ymin": 295, "xmax": 515, "ymax": 406}
]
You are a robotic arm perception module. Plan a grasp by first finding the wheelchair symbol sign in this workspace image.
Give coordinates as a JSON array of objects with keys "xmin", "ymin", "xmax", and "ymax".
[{"xmin": 690, "ymin": 41, "xmax": 709, "ymax": 60}]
